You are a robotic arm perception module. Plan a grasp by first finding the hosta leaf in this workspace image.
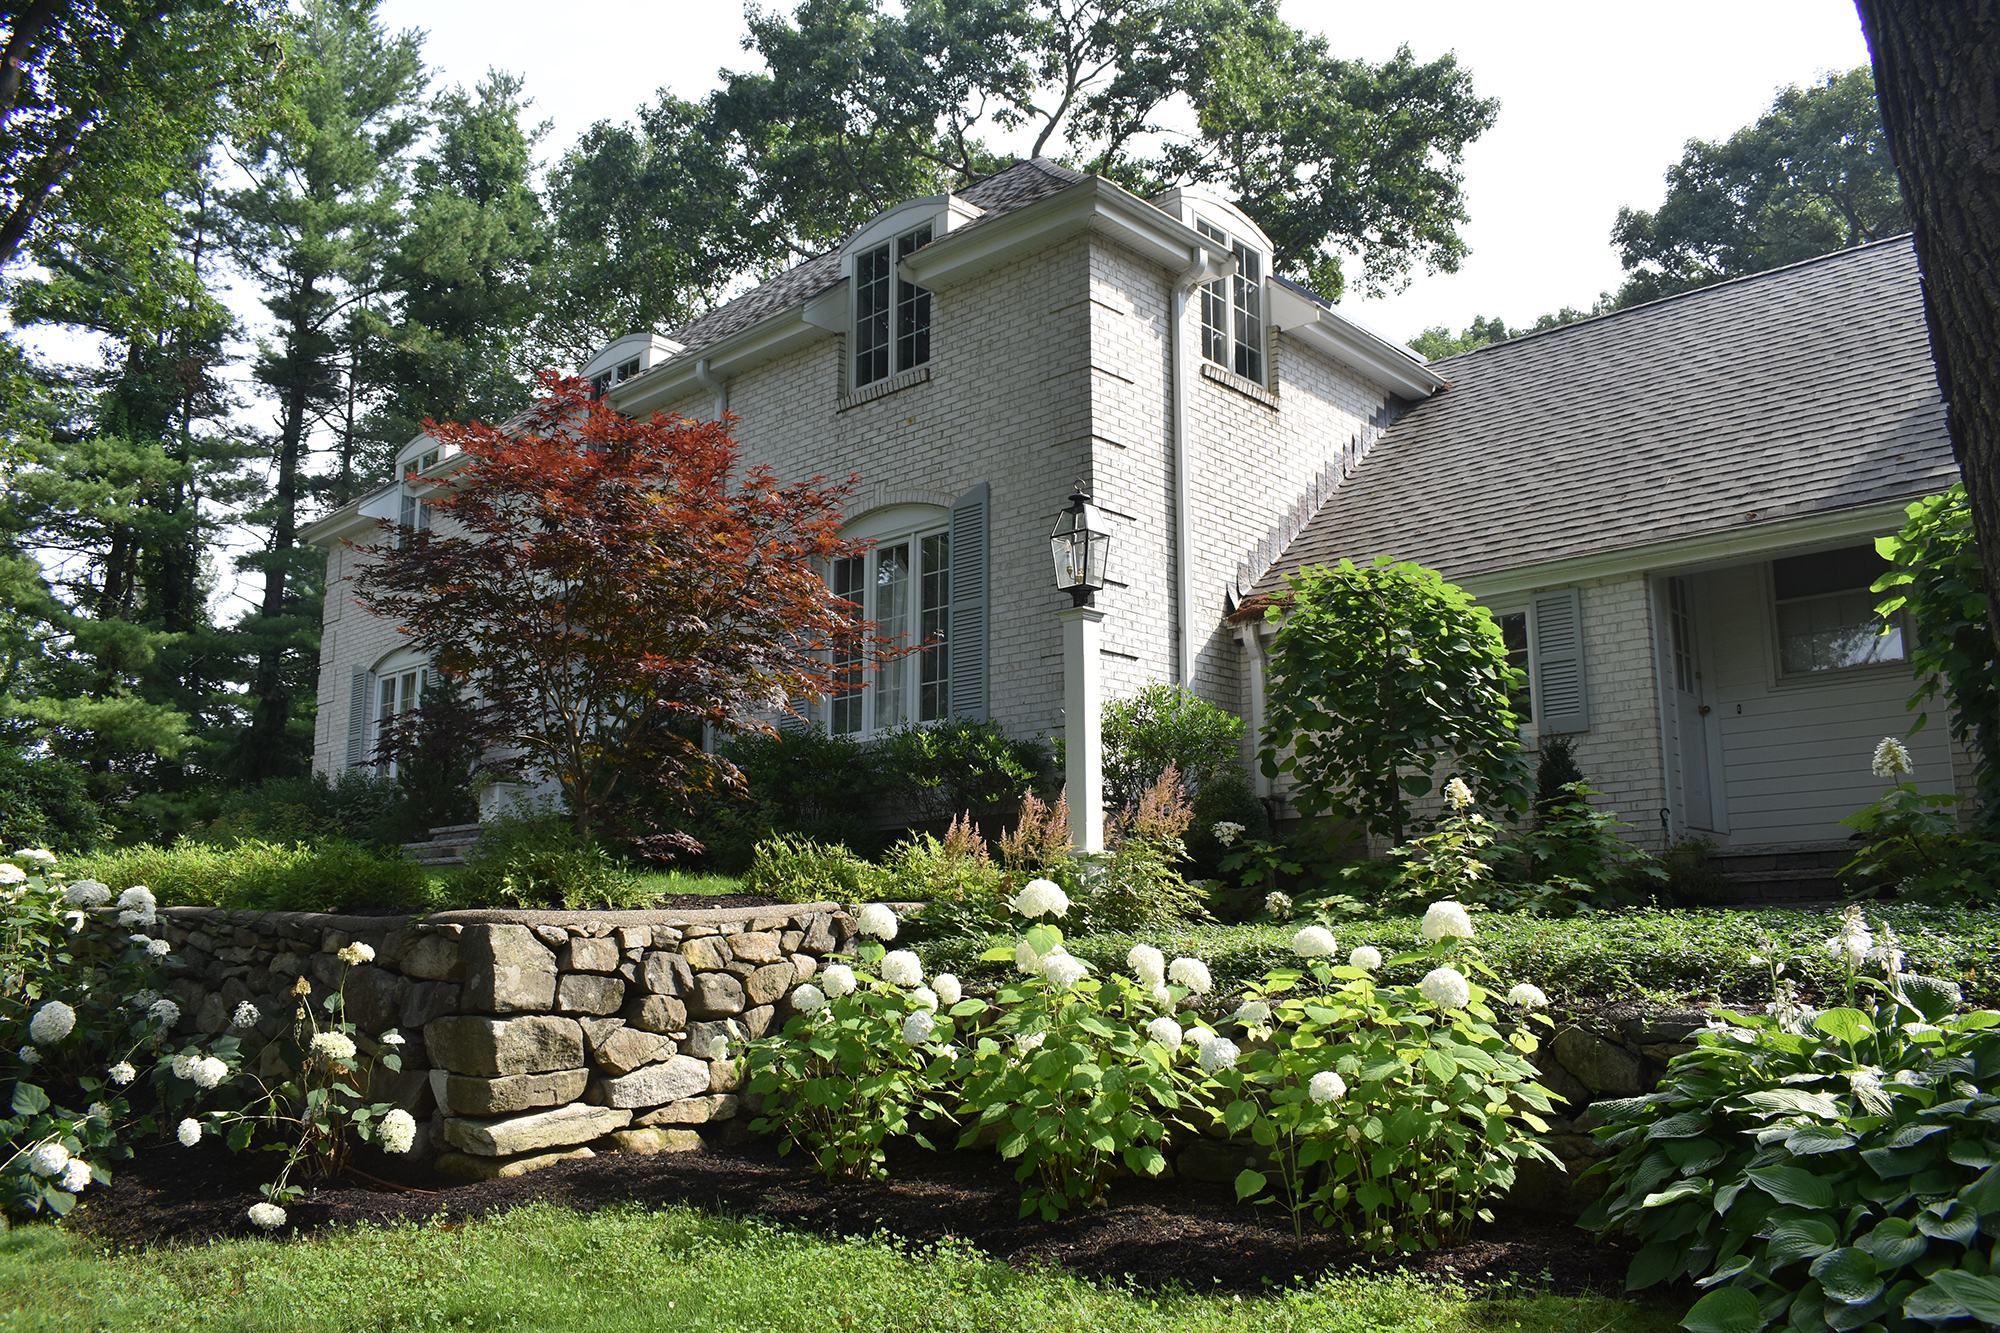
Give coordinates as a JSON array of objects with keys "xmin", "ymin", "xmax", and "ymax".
[
  {"xmin": 1899, "ymin": 974, "xmax": 1963, "ymax": 1023},
  {"xmin": 1785, "ymin": 1125, "xmax": 1859, "ymax": 1156},
  {"xmin": 1748, "ymin": 1165, "xmax": 1836, "ymax": 1209},
  {"xmin": 1680, "ymin": 1285, "xmax": 1761, "ymax": 1333},
  {"xmin": 1667, "ymin": 1137, "xmax": 1727, "ymax": 1171},
  {"xmin": 1625, "ymin": 1239, "xmax": 1681, "ymax": 1291},
  {"xmin": 1809, "ymin": 1248, "xmax": 1882, "ymax": 1306},
  {"xmin": 1744, "ymin": 1089, "xmax": 1844, "ymax": 1119},
  {"xmin": 1763, "ymin": 1214, "xmax": 1838, "ymax": 1267},
  {"xmin": 1912, "ymin": 1271, "xmax": 2000, "ymax": 1324},
  {"xmin": 1946, "ymin": 1140, "xmax": 1999, "ymax": 1169},
  {"xmin": 1856, "ymin": 1216, "xmax": 1927, "ymax": 1268},
  {"xmin": 1862, "ymin": 1142, "xmax": 1940, "ymax": 1180},
  {"xmin": 1886, "ymin": 1122, "xmax": 1948, "ymax": 1149},
  {"xmin": 1812, "ymin": 1009, "xmax": 1875, "ymax": 1045},
  {"xmin": 1649, "ymin": 1112, "xmax": 1715, "ymax": 1140},
  {"xmin": 1915, "ymin": 1198, "xmax": 1979, "ymax": 1244},
  {"xmin": 1960, "ymin": 1164, "xmax": 2000, "ymax": 1214},
  {"xmin": 1644, "ymin": 1179, "xmax": 1712, "ymax": 1208}
]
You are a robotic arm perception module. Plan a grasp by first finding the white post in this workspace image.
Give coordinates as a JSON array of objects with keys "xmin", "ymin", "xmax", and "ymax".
[{"xmin": 1058, "ymin": 604, "xmax": 1107, "ymax": 852}]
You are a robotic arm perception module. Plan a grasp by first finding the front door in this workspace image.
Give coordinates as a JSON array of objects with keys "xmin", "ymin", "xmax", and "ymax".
[{"xmin": 1667, "ymin": 577, "xmax": 1715, "ymax": 831}]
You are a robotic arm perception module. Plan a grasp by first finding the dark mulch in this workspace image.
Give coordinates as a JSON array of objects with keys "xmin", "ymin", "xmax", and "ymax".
[{"xmin": 76, "ymin": 1135, "xmax": 1635, "ymax": 1297}]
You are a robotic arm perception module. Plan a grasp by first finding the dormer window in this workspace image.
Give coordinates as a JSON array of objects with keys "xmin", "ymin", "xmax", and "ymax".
[
  {"xmin": 855, "ymin": 224, "xmax": 932, "ymax": 388},
  {"xmin": 590, "ymin": 357, "xmax": 645, "ymax": 400},
  {"xmin": 1197, "ymin": 218, "xmax": 1264, "ymax": 383}
]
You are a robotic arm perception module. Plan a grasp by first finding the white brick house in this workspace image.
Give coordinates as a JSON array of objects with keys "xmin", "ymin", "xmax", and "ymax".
[{"xmin": 303, "ymin": 161, "xmax": 1965, "ymax": 856}]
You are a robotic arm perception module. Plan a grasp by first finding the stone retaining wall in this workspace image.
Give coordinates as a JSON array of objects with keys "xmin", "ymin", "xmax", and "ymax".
[{"xmin": 157, "ymin": 903, "xmax": 855, "ymax": 1178}]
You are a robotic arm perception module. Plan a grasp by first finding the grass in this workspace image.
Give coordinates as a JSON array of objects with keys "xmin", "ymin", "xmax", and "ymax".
[
  {"xmin": 632, "ymin": 870, "xmax": 748, "ymax": 898},
  {"xmin": 916, "ymin": 904, "xmax": 2000, "ymax": 1010},
  {"xmin": 0, "ymin": 1201, "xmax": 1681, "ymax": 1333}
]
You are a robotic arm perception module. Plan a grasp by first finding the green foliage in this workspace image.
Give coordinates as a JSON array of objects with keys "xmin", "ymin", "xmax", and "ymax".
[
  {"xmin": 1080, "ymin": 767, "xmax": 1207, "ymax": 931},
  {"xmin": 1612, "ymin": 68, "xmax": 1906, "ymax": 306},
  {"xmin": 202, "ymin": 769, "xmax": 404, "ymax": 847},
  {"xmin": 872, "ymin": 719, "xmax": 1053, "ymax": 829},
  {"xmin": 449, "ymin": 814, "xmax": 641, "ymax": 910},
  {"xmin": 1580, "ymin": 928, "xmax": 2000, "ymax": 1333},
  {"xmin": 1840, "ymin": 772, "xmax": 2000, "ymax": 907},
  {"xmin": 376, "ymin": 675, "xmax": 482, "ymax": 843},
  {"xmin": 740, "ymin": 834, "xmax": 883, "ymax": 904},
  {"xmin": 882, "ymin": 817, "xmax": 1011, "ymax": 936},
  {"xmin": 679, "ymin": 727, "xmax": 884, "ymax": 872},
  {"xmin": 1501, "ymin": 783, "xmax": 1666, "ymax": 915},
  {"xmin": 1103, "ymin": 684, "xmax": 1246, "ymax": 810},
  {"xmin": 1262, "ymin": 557, "xmax": 1531, "ymax": 845},
  {"xmin": 0, "ymin": 744, "xmax": 105, "ymax": 854},
  {"xmin": 1873, "ymin": 485, "xmax": 1998, "ymax": 817},
  {"xmin": 69, "ymin": 837, "xmax": 429, "ymax": 912},
  {"xmin": 1407, "ymin": 303, "xmax": 1609, "ymax": 360},
  {"xmin": 958, "ymin": 922, "xmax": 1196, "ymax": 1219}
]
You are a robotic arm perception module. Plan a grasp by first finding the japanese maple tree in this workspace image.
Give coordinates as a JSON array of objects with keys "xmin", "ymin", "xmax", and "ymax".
[{"xmin": 354, "ymin": 375, "xmax": 868, "ymax": 842}]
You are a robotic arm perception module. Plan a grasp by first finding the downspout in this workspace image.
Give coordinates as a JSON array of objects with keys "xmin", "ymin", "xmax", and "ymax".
[
  {"xmin": 694, "ymin": 358, "xmax": 728, "ymax": 420},
  {"xmin": 1168, "ymin": 247, "xmax": 1236, "ymax": 686},
  {"xmin": 1235, "ymin": 621, "xmax": 1272, "ymax": 799}
]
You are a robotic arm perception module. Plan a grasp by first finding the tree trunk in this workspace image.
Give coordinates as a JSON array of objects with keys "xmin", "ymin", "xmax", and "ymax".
[{"xmin": 1853, "ymin": 0, "xmax": 2000, "ymax": 655}]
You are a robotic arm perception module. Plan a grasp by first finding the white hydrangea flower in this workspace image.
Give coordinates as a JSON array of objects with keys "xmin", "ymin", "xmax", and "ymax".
[
  {"xmin": 86, "ymin": 1102, "xmax": 109, "ymax": 1122},
  {"xmin": 932, "ymin": 974, "xmax": 962, "ymax": 1007},
  {"xmin": 1292, "ymin": 926, "xmax": 1336, "ymax": 958},
  {"xmin": 900, "ymin": 1010, "xmax": 937, "ymax": 1045},
  {"xmin": 1198, "ymin": 1036, "xmax": 1240, "ymax": 1073},
  {"xmin": 193, "ymin": 1056, "xmax": 228, "ymax": 1090},
  {"xmin": 248, "ymin": 1202, "xmax": 287, "ymax": 1230},
  {"xmin": 15, "ymin": 848, "xmax": 55, "ymax": 866},
  {"xmin": 380, "ymin": 1108, "xmax": 417, "ymax": 1154},
  {"xmin": 57, "ymin": 1157, "xmax": 91, "ymax": 1193},
  {"xmin": 380, "ymin": 1032, "xmax": 405, "ymax": 1047},
  {"xmin": 1444, "ymin": 777, "xmax": 1474, "ymax": 810},
  {"xmin": 1184, "ymin": 1026, "xmax": 1216, "ymax": 1049},
  {"xmin": 1040, "ymin": 952, "xmax": 1090, "ymax": 991},
  {"xmin": 1011, "ymin": 878, "xmax": 1070, "ymax": 919},
  {"xmin": 178, "ymin": 1117, "xmax": 202, "ymax": 1147},
  {"xmin": 1231, "ymin": 999, "xmax": 1270, "ymax": 1026},
  {"xmin": 791, "ymin": 983, "xmax": 827, "ymax": 1014},
  {"xmin": 908, "ymin": 986, "xmax": 939, "ymax": 1011},
  {"xmin": 310, "ymin": 1031, "xmax": 357, "ymax": 1062},
  {"xmin": 857, "ymin": 903, "xmax": 898, "ymax": 940},
  {"xmin": 1212, "ymin": 821, "xmax": 1245, "ymax": 847},
  {"xmin": 147, "ymin": 938, "xmax": 170, "ymax": 957},
  {"xmin": 0, "ymin": 864, "xmax": 23, "ymax": 885},
  {"xmin": 171, "ymin": 1053, "xmax": 199, "ymax": 1080},
  {"xmin": 1146, "ymin": 1016, "xmax": 1183, "ymax": 1048},
  {"xmin": 1014, "ymin": 938, "xmax": 1046, "ymax": 975},
  {"xmin": 335, "ymin": 942, "xmax": 375, "ymax": 966},
  {"xmin": 130, "ymin": 989, "xmax": 160, "ymax": 1011},
  {"xmin": 227, "ymin": 1001, "xmax": 261, "ymax": 1030},
  {"xmin": 1420, "ymin": 901, "xmax": 1476, "ymax": 943},
  {"xmin": 108, "ymin": 1061, "xmax": 136, "ymax": 1086},
  {"xmin": 147, "ymin": 998, "xmax": 180, "ymax": 1028},
  {"xmin": 1265, "ymin": 891, "xmax": 1293, "ymax": 920},
  {"xmin": 27, "ymin": 1141, "xmax": 69, "ymax": 1177},
  {"xmin": 16, "ymin": 1045, "xmax": 37, "ymax": 1065},
  {"xmin": 1871, "ymin": 736, "xmax": 1913, "ymax": 778},
  {"xmin": 1150, "ymin": 982, "xmax": 1172, "ymax": 1008},
  {"xmin": 1309, "ymin": 1070, "xmax": 1347, "ymax": 1103},
  {"xmin": 1127, "ymin": 944, "xmax": 1165, "ymax": 985},
  {"xmin": 62, "ymin": 880, "xmax": 111, "ymax": 908},
  {"xmin": 1015, "ymin": 1030, "xmax": 1046, "ymax": 1055},
  {"xmin": 64, "ymin": 910, "xmax": 86, "ymax": 933},
  {"xmin": 708, "ymin": 1036, "xmax": 730, "ymax": 1061},
  {"xmin": 116, "ymin": 886, "xmax": 156, "ymax": 911},
  {"xmin": 1507, "ymin": 983, "xmax": 1549, "ymax": 1009},
  {"xmin": 29, "ymin": 1001, "xmax": 75, "ymax": 1045},
  {"xmin": 820, "ymin": 964, "xmax": 857, "ymax": 997},
  {"xmin": 1348, "ymin": 945, "xmax": 1382, "ymax": 971},
  {"xmin": 1167, "ymin": 957, "xmax": 1212, "ymax": 994},
  {"xmin": 880, "ymin": 950, "xmax": 923, "ymax": 988},
  {"xmin": 1419, "ymin": 966, "xmax": 1472, "ymax": 1010}
]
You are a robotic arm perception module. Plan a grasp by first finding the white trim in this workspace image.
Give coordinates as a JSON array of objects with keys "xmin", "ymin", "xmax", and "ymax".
[
  {"xmin": 1266, "ymin": 281, "xmax": 1447, "ymax": 398},
  {"xmin": 841, "ymin": 194, "xmax": 981, "ymax": 263},
  {"xmin": 1150, "ymin": 187, "xmax": 1275, "ymax": 255}
]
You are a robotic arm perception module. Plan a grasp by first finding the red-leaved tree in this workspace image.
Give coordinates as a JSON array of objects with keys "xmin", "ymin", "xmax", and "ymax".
[{"xmin": 354, "ymin": 375, "xmax": 869, "ymax": 845}]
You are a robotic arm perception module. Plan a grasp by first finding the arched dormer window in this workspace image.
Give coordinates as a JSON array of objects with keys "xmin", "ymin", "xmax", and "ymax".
[
  {"xmin": 840, "ymin": 196, "xmax": 981, "ymax": 390},
  {"xmin": 580, "ymin": 332, "xmax": 683, "ymax": 400},
  {"xmin": 1153, "ymin": 189, "xmax": 1273, "ymax": 387},
  {"xmin": 394, "ymin": 437, "xmax": 443, "ymax": 544}
]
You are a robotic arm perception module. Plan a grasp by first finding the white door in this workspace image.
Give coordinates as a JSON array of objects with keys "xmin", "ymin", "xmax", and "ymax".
[{"xmin": 1667, "ymin": 577, "xmax": 1715, "ymax": 831}]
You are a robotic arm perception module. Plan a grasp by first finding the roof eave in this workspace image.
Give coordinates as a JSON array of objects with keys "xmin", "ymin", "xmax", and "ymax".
[
  {"xmin": 610, "ymin": 300, "xmax": 837, "ymax": 417},
  {"xmin": 1268, "ymin": 283, "xmax": 1448, "ymax": 398}
]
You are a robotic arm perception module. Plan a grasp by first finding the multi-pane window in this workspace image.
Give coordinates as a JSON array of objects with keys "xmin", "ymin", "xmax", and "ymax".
[
  {"xmin": 373, "ymin": 667, "xmax": 424, "ymax": 773},
  {"xmin": 1498, "ymin": 612, "xmax": 1531, "ymax": 721},
  {"xmin": 854, "ymin": 224, "xmax": 933, "ymax": 388},
  {"xmin": 589, "ymin": 356, "xmax": 644, "ymax": 400},
  {"xmin": 1772, "ymin": 546, "xmax": 1905, "ymax": 675},
  {"xmin": 1197, "ymin": 218, "xmax": 1264, "ymax": 383},
  {"xmin": 826, "ymin": 527, "xmax": 949, "ymax": 736}
]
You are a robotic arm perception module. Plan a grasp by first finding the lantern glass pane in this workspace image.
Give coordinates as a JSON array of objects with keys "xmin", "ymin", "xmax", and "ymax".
[{"xmin": 1082, "ymin": 531, "xmax": 1110, "ymax": 588}]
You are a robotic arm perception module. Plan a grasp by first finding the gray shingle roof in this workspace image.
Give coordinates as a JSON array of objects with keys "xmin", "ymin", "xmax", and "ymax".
[
  {"xmin": 657, "ymin": 158, "xmax": 1086, "ymax": 359},
  {"xmin": 1253, "ymin": 237, "xmax": 1957, "ymax": 593}
]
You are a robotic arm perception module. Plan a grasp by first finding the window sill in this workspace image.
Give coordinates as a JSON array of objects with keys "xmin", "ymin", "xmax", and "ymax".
[
  {"xmin": 839, "ymin": 365, "xmax": 931, "ymax": 412},
  {"xmin": 1201, "ymin": 360, "xmax": 1278, "ymax": 408}
]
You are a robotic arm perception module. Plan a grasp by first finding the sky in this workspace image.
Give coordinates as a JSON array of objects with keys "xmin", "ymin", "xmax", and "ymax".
[{"xmin": 379, "ymin": 0, "xmax": 1875, "ymax": 344}]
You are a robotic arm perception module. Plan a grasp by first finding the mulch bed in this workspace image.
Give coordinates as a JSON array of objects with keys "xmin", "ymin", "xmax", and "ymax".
[{"xmin": 75, "ymin": 1135, "xmax": 1637, "ymax": 1297}]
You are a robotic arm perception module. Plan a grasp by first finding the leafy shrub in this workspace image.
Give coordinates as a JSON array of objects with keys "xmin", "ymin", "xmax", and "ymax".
[
  {"xmin": 373, "ymin": 673, "xmax": 484, "ymax": 842},
  {"xmin": 884, "ymin": 817, "xmax": 1009, "ymax": 934},
  {"xmin": 1185, "ymin": 770, "xmax": 1269, "ymax": 881},
  {"xmin": 1662, "ymin": 836, "xmax": 1733, "ymax": 907},
  {"xmin": 873, "ymin": 719, "xmax": 1053, "ymax": 830},
  {"xmin": 740, "ymin": 834, "xmax": 883, "ymax": 903},
  {"xmin": 203, "ymin": 770, "xmax": 405, "ymax": 849},
  {"xmin": 0, "ymin": 743, "xmax": 104, "ymax": 854},
  {"xmin": 1501, "ymin": 782, "xmax": 1665, "ymax": 914},
  {"xmin": 1080, "ymin": 766, "xmax": 1206, "ymax": 931},
  {"xmin": 1103, "ymin": 684, "xmax": 1245, "ymax": 809},
  {"xmin": 449, "ymin": 814, "xmax": 642, "ymax": 909},
  {"xmin": 1581, "ymin": 912, "xmax": 2000, "ymax": 1333},
  {"xmin": 1842, "ymin": 738, "xmax": 2000, "ymax": 906},
  {"xmin": 70, "ymin": 837, "xmax": 432, "ymax": 912},
  {"xmin": 680, "ymin": 728, "xmax": 885, "ymax": 871}
]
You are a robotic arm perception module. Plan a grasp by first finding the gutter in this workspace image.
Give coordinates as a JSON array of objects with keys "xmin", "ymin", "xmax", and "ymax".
[
  {"xmin": 693, "ymin": 358, "xmax": 728, "ymax": 418},
  {"xmin": 1170, "ymin": 246, "xmax": 1238, "ymax": 685}
]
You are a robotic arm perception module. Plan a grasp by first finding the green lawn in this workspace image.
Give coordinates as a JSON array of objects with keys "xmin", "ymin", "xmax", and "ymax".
[
  {"xmin": 631, "ymin": 869, "xmax": 747, "ymax": 898},
  {"xmin": 0, "ymin": 1201, "xmax": 1681, "ymax": 1333}
]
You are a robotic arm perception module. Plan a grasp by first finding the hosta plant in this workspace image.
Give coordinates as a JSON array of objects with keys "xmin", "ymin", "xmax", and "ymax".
[
  {"xmin": 1581, "ymin": 909, "xmax": 2000, "ymax": 1332},
  {"xmin": 1210, "ymin": 901, "xmax": 1562, "ymax": 1251},
  {"xmin": 745, "ymin": 908, "xmax": 962, "ymax": 1181}
]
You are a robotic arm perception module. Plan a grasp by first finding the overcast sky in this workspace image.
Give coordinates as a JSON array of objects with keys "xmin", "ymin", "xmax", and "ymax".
[{"xmin": 381, "ymin": 0, "xmax": 1875, "ymax": 344}]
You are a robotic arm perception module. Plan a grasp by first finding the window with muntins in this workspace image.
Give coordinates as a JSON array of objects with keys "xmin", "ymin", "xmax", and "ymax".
[
  {"xmin": 826, "ymin": 524, "xmax": 950, "ymax": 736},
  {"xmin": 854, "ymin": 224, "xmax": 933, "ymax": 388},
  {"xmin": 1197, "ymin": 218, "xmax": 1264, "ymax": 383},
  {"xmin": 373, "ymin": 666, "xmax": 424, "ymax": 774},
  {"xmin": 1772, "ymin": 546, "xmax": 1905, "ymax": 675},
  {"xmin": 1498, "ymin": 612, "xmax": 1531, "ymax": 720}
]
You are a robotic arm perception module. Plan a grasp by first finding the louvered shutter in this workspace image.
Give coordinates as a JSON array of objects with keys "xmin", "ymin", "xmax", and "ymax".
[
  {"xmin": 947, "ymin": 482, "xmax": 989, "ymax": 720},
  {"xmin": 1529, "ymin": 587, "xmax": 1589, "ymax": 734},
  {"xmin": 345, "ymin": 667, "xmax": 371, "ymax": 769}
]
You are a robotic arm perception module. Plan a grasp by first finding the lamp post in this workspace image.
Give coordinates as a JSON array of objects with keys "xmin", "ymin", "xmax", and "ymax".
[{"xmin": 1050, "ymin": 492, "xmax": 1111, "ymax": 851}]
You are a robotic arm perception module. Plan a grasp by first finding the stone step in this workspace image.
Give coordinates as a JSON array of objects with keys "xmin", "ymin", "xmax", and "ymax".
[
  {"xmin": 429, "ymin": 823, "xmax": 483, "ymax": 838},
  {"xmin": 1716, "ymin": 867, "xmax": 1846, "ymax": 884}
]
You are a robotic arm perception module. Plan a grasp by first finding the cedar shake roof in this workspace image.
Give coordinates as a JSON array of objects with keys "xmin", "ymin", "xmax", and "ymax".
[
  {"xmin": 1252, "ymin": 237, "xmax": 1958, "ymax": 592},
  {"xmin": 658, "ymin": 158, "xmax": 1087, "ymax": 359}
]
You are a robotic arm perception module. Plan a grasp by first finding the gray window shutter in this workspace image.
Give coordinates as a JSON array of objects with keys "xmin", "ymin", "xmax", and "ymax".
[
  {"xmin": 1529, "ymin": 587, "xmax": 1589, "ymax": 733},
  {"xmin": 345, "ymin": 667, "xmax": 370, "ymax": 769},
  {"xmin": 947, "ymin": 482, "xmax": 989, "ymax": 720}
]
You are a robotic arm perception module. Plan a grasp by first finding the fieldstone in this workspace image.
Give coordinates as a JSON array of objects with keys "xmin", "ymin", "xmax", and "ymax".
[
  {"xmin": 800, "ymin": 914, "xmax": 836, "ymax": 954},
  {"xmin": 578, "ymin": 1016, "xmax": 626, "ymax": 1052},
  {"xmin": 556, "ymin": 973, "xmax": 625, "ymax": 1015},
  {"xmin": 425, "ymin": 1014, "xmax": 583, "ymax": 1077},
  {"xmin": 641, "ymin": 951, "xmax": 692, "ymax": 996},
  {"xmin": 739, "ymin": 1005, "xmax": 775, "ymax": 1041},
  {"xmin": 345, "ymin": 965, "xmax": 408, "ymax": 1033},
  {"xmin": 682, "ymin": 937, "xmax": 729, "ymax": 972},
  {"xmin": 594, "ymin": 1026, "xmax": 673, "ymax": 1075},
  {"xmin": 1530, "ymin": 1046, "xmax": 1592, "ymax": 1112},
  {"xmin": 617, "ymin": 927, "xmax": 650, "ymax": 953},
  {"xmin": 1507, "ymin": 1157, "xmax": 1601, "ymax": 1216},
  {"xmin": 1623, "ymin": 1009, "xmax": 1710, "ymax": 1045},
  {"xmin": 435, "ymin": 1068, "xmax": 589, "ymax": 1116},
  {"xmin": 624, "ymin": 993, "xmax": 688, "ymax": 1033},
  {"xmin": 789, "ymin": 954, "xmax": 818, "ymax": 982},
  {"xmin": 744, "ymin": 963, "xmax": 794, "ymax": 1008},
  {"xmin": 636, "ymin": 1094, "xmax": 739, "ymax": 1126},
  {"xmin": 591, "ymin": 1054, "xmax": 711, "ymax": 1108},
  {"xmin": 1642, "ymin": 1043, "xmax": 1696, "ymax": 1064},
  {"xmin": 684, "ymin": 1020, "xmax": 738, "ymax": 1057},
  {"xmin": 435, "ymin": 1146, "xmax": 594, "ymax": 1180},
  {"xmin": 708, "ymin": 1058, "xmax": 742, "ymax": 1095},
  {"xmin": 1552, "ymin": 1025, "xmax": 1643, "ymax": 1098},
  {"xmin": 443, "ymin": 1103, "xmax": 631, "ymax": 1156},
  {"xmin": 560, "ymin": 937, "xmax": 621, "ymax": 973},
  {"xmin": 532, "ymin": 925, "xmax": 568, "ymax": 950},
  {"xmin": 779, "ymin": 931, "xmax": 803, "ymax": 953},
  {"xmin": 402, "ymin": 981, "xmax": 461, "ymax": 1032},
  {"xmin": 461, "ymin": 924, "xmax": 558, "ymax": 1013},
  {"xmin": 195, "ymin": 991, "xmax": 232, "ymax": 1035},
  {"xmin": 729, "ymin": 932, "xmax": 782, "ymax": 964},
  {"xmin": 650, "ymin": 926, "xmax": 683, "ymax": 947},
  {"xmin": 608, "ymin": 1128, "xmax": 701, "ymax": 1155},
  {"xmin": 687, "ymin": 971, "xmax": 746, "ymax": 1019},
  {"xmin": 398, "ymin": 933, "xmax": 464, "ymax": 982}
]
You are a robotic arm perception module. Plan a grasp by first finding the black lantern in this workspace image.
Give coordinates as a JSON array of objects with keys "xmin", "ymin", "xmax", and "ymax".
[{"xmin": 1049, "ymin": 491, "xmax": 1111, "ymax": 607}]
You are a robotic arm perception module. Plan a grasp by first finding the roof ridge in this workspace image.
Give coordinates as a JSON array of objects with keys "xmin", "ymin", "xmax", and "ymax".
[{"xmin": 1431, "ymin": 233, "xmax": 1917, "ymax": 366}]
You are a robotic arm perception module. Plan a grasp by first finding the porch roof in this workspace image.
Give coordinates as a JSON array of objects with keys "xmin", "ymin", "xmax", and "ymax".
[{"xmin": 1251, "ymin": 237, "xmax": 1958, "ymax": 594}]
